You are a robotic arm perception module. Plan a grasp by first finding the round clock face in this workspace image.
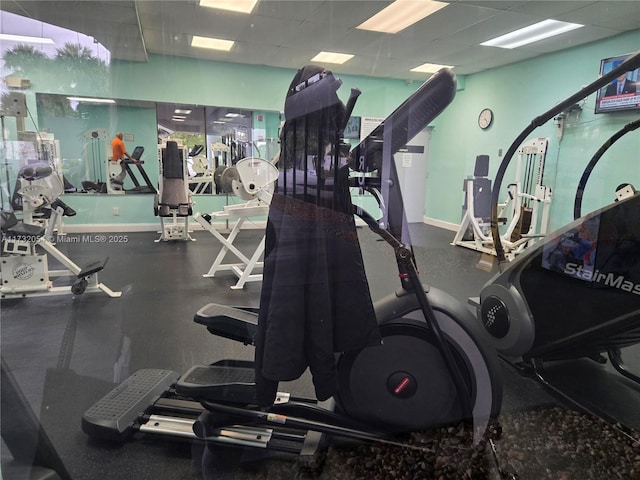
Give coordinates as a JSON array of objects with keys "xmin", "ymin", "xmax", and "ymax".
[{"xmin": 478, "ymin": 108, "xmax": 493, "ymax": 129}]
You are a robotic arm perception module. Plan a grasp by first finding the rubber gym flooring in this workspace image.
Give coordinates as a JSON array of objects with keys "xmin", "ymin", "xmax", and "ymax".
[{"xmin": 2, "ymin": 224, "xmax": 639, "ymax": 479}]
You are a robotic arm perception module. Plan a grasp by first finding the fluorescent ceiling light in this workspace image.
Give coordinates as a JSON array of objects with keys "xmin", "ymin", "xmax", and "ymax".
[
  {"xmin": 0, "ymin": 33, "xmax": 55, "ymax": 44},
  {"xmin": 174, "ymin": 109, "xmax": 192, "ymax": 114},
  {"xmin": 481, "ymin": 19, "xmax": 583, "ymax": 49},
  {"xmin": 172, "ymin": 115, "xmax": 187, "ymax": 120},
  {"xmin": 172, "ymin": 118, "xmax": 185, "ymax": 122},
  {"xmin": 67, "ymin": 96, "xmax": 115, "ymax": 104},
  {"xmin": 357, "ymin": 0, "xmax": 447, "ymax": 34},
  {"xmin": 311, "ymin": 51, "xmax": 354, "ymax": 64},
  {"xmin": 199, "ymin": 0, "xmax": 258, "ymax": 14},
  {"xmin": 410, "ymin": 62, "xmax": 454, "ymax": 73},
  {"xmin": 191, "ymin": 35, "xmax": 234, "ymax": 51},
  {"xmin": 225, "ymin": 112, "xmax": 244, "ymax": 118}
]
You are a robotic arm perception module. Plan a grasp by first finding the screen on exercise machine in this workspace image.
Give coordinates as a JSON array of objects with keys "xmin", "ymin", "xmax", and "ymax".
[{"xmin": 131, "ymin": 146, "xmax": 145, "ymax": 161}]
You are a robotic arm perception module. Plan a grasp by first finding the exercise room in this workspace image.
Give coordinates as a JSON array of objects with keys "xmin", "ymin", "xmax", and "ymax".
[{"xmin": 1, "ymin": 1, "xmax": 639, "ymax": 479}]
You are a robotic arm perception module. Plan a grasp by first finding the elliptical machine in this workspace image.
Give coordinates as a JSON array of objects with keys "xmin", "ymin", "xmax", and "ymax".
[{"xmin": 82, "ymin": 66, "xmax": 502, "ymax": 456}]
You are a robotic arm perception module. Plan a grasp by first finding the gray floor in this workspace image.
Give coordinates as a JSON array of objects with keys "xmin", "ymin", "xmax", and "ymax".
[{"xmin": 2, "ymin": 224, "xmax": 639, "ymax": 479}]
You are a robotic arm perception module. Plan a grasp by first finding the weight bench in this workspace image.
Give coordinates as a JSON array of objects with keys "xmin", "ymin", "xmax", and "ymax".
[{"xmin": 193, "ymin": 157, "xmax": 278, "ymax": 289}]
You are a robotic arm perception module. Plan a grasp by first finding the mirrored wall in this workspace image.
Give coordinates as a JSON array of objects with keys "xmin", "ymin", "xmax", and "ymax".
[{"xmin": 34, "ymin": 94, "xmax": 281, "ymax": 195}]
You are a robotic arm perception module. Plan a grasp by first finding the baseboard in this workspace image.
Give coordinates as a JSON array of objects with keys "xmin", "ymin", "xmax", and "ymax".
[
  {"xmin": 423, "ymin": 216, "xmax": 459, "ymax": 231},
  {"xmin": 62, "ymin": 220, "xmax": 267, "ymax": 233}
]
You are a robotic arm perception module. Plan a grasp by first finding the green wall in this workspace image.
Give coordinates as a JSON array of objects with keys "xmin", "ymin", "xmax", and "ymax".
[
  {"xmin": 426, "ymin": 30, "xmax": 640, "ymax": 232},
  {"xmin": 108, "ymin": 54, "xmax": 422, "ymax": 119}
]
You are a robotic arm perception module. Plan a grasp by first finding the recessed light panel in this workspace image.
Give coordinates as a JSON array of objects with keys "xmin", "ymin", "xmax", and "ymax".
[
  {"xmin": 199, "ymin": 0, "xmax": 258, "ymax": 14},
  {"xmin": 481, "ymin": 19, "xmax": 584, "ymax": 49},
  {"xmin": 311, "ymin": 51, "xmax": 354, "ymax": 64},
  {"xmin": 357, "ymin": 0, "xmax": 447, "ymax": 34},
  {"xmin": 410, "ymin": 62, "xmax": 454, "ymax": 74},
  {"xmin": 191, "ymin": 35, "xmax": 234, "ymax": 51}
]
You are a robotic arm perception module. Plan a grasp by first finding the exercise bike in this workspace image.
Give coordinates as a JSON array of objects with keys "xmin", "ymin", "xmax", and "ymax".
[{"xmin": 82, "ymin": 66, "xmax": 502, "ymax": 460}]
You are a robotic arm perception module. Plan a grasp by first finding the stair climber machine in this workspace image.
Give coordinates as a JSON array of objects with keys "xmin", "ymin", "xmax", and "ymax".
[
  {"xmin": 82, "ymin": 66, "xmax": 503, "ymax": 467},
  {"xmin": 477, "ymin": 52, "xmax": 640, "ymax": 410}
]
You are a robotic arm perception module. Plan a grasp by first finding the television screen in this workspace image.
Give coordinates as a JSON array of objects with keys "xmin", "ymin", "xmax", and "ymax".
[{"xmin": 595, "ymin": 52, "xmax": 640, "ymax": 114}]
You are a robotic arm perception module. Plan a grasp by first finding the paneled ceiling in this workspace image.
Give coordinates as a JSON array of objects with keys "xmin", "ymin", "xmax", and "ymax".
[{"xmin": 1, "ymin": 0, "xmax": 639, "ymax": 80}]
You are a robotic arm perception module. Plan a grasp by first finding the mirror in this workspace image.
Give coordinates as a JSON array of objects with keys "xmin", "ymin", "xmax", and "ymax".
[{"xmin": 33, "ymin": 94, "xmax": 281, "ymax": 195}]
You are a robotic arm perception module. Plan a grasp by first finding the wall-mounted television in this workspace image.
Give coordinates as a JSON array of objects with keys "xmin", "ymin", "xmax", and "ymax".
[{"xmin": 595, "ymin": 52, "xmax": 640, "ymax": 114}]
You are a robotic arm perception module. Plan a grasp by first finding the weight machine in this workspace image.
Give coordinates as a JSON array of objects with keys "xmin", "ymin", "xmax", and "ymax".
[
  {"xmin": 193, "ymin": 156, "xmax": 278, "ymax": 289},
  {"xmin": 154, "ymin": 140, "xmax": 194, "ymax": 241},
  {"xmin": 0, "ymin": 150, "xmax": 120, "ymax": 299},
  {"xmin": 452, "ymin": 137, "xmax": 552, "ymax": 260},
  {"xmin": 0, "ymin": 93, "xmax": 119, "ymax": 299}
]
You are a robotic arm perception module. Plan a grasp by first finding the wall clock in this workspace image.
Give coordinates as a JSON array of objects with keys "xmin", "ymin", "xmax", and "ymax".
[{"xmin": 478, "ymin": 108, "xmax": 493, "ymax": 129}]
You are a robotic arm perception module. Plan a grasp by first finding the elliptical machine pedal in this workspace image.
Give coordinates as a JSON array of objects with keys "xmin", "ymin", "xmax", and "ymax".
[{"xmin": 82, "ymin": 369, "xmax": 179, "ymax": 441}]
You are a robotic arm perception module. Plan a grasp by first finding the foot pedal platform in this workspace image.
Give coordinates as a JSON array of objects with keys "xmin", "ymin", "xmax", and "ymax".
[
  {"xmin": 176, "ymin": 360, "xmax": 255, "ymax": 404},
  {"xmin": 78, "ymin": 257, "xmax": 109, "ymax": 278},
  {"xmin": 194, "ymin": 303, "xmax": 258, "ymax": 345},
  {"xmin": 82, "ymin": 369, "xmax": 179, "ymax": 441}
]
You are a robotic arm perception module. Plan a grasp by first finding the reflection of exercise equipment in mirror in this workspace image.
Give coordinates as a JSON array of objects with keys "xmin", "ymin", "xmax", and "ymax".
[
  {"xmin": 154, "ymin": 140, "xmax": 194, "ymax": 242},
  {"xmin": 107, "ymin": 146, "xmax": 157, "ymax": 195},
  {"xmin": 210, "ymin": 141, "xmax": 231, "ymax": 193},
  {"xmin": 83, "ymin": 67, "xmax": 502, "ymax": 459},
  {"xmin": 1, "ymin": 162, "xmax": 120, "ymax": 299},
  {"xmin": 80, "ymin": 128, "xmax": 109, "ymax": 193},
  {"xmin": 452, "ymin": 137, "xmax": 552, "ymax": 260},
  {"xmin": 193, "ymin": 156, "xmax": 278, "ymax": 289},
  {"xmin": 187, "ymin": 144, "xmax": 214, "ymax": 194}
]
